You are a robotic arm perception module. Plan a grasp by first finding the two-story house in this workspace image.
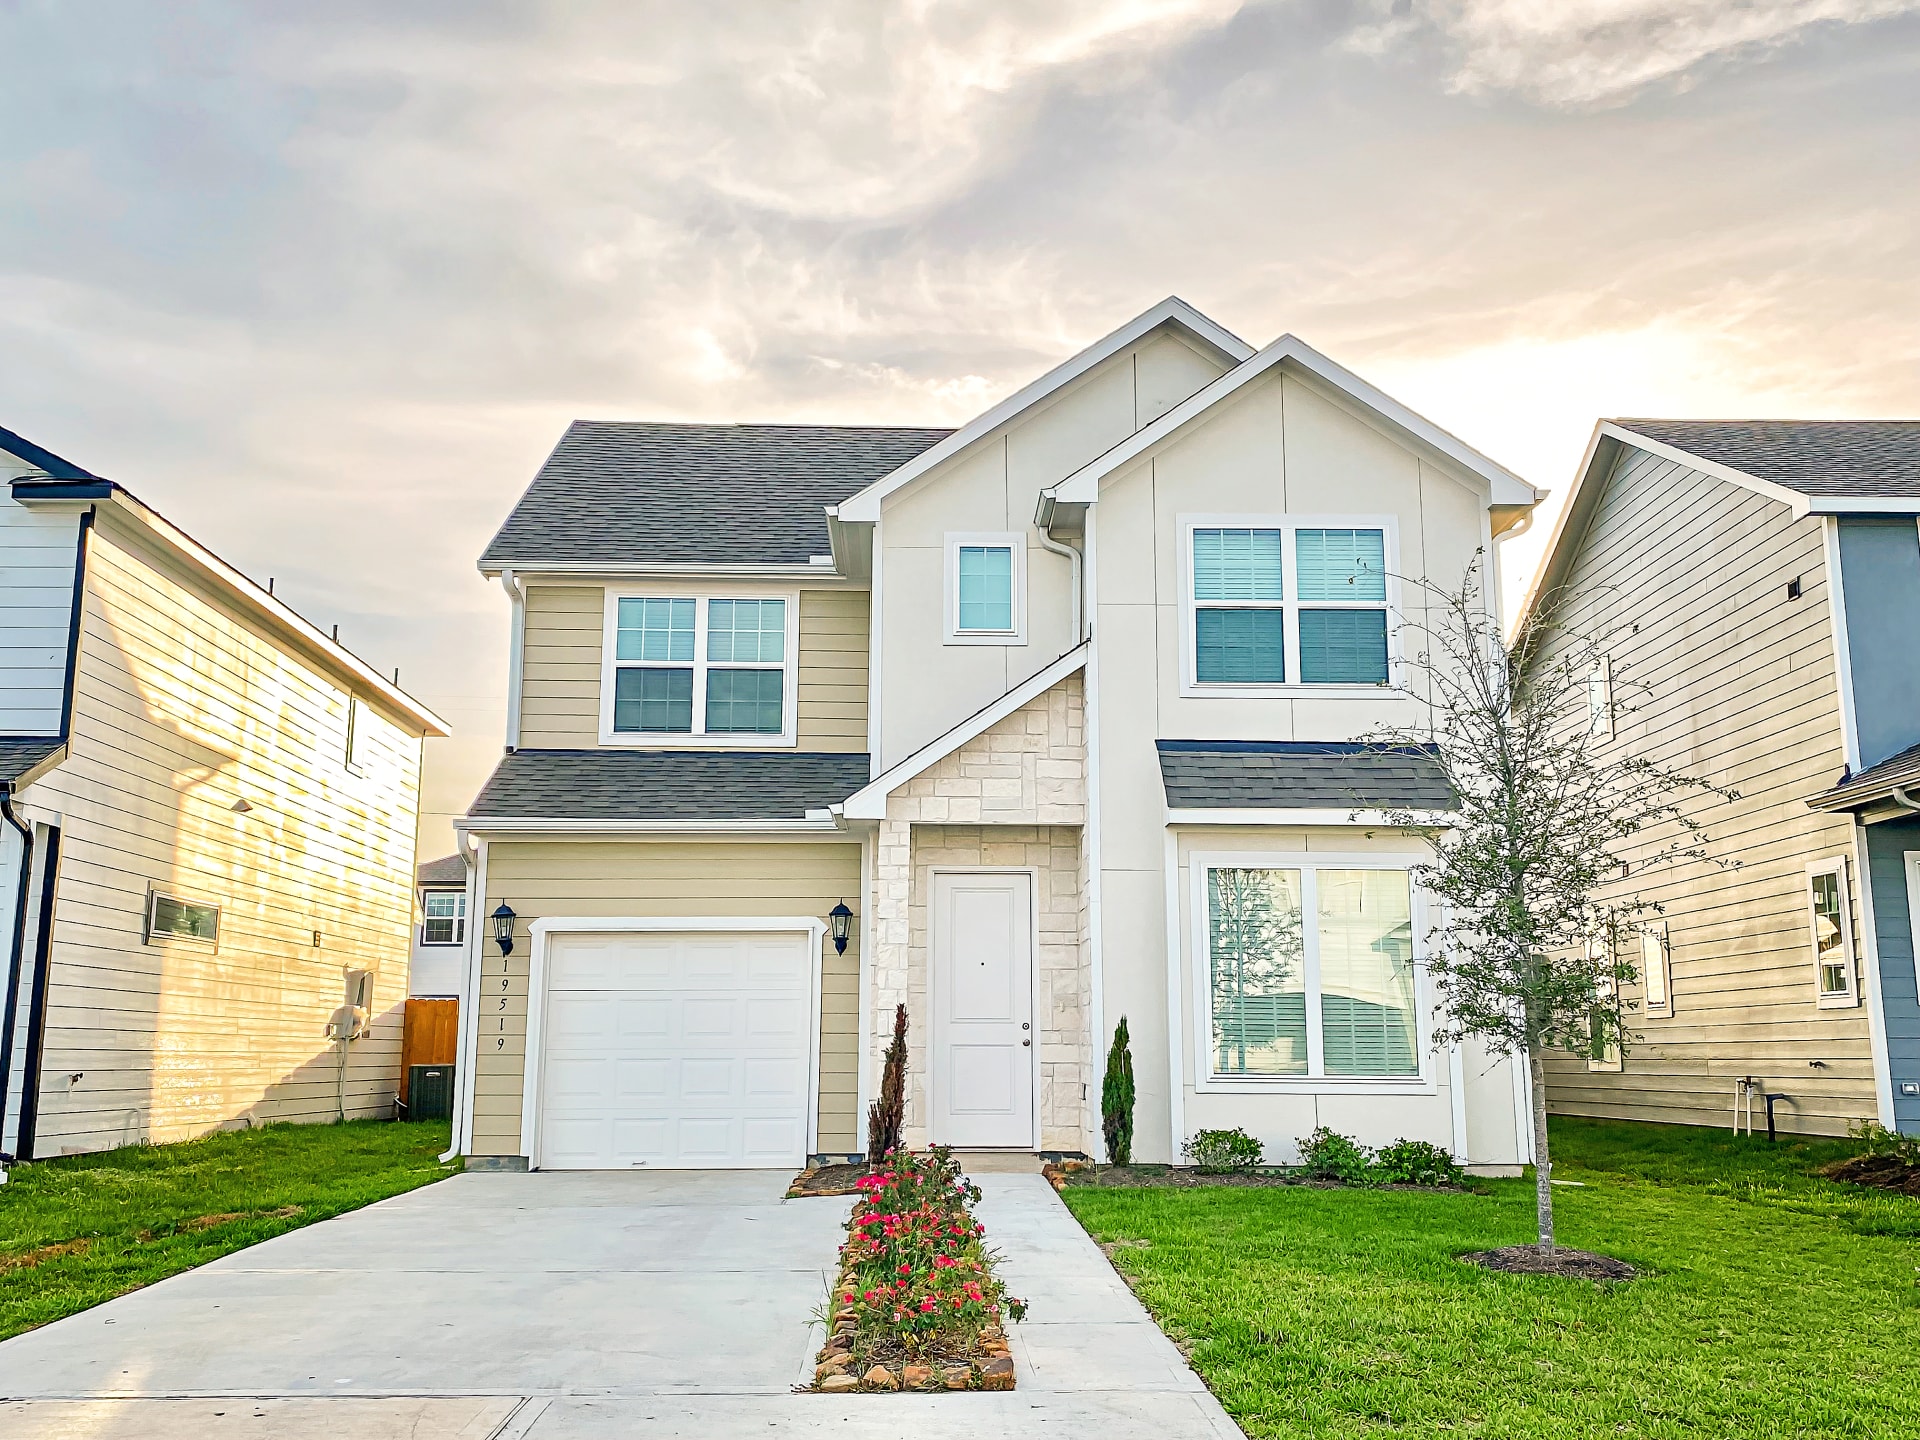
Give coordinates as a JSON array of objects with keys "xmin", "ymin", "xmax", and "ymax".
[
  {"xmin": 448, "ymin": 299, "xmax": 1540, "ymax": 1173},
  {"xmin": 1522, "ymin": 420, "xmax": 1920, "ymax": 1135},
  {"xmin": 0, "ymin": 424, "xmax": 447, "ymax": 1159}
]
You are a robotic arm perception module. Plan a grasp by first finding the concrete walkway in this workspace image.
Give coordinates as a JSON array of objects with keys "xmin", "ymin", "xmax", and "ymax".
[{"xmin": 0, "ymin": 1167, "xmax": 1242, "ymax": 1439}]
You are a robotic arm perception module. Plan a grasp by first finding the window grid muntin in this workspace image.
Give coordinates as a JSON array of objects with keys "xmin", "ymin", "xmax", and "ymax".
[
  {"xmin": 1201, "ymin": 860, "xmax": 1421, "ymax": 1082},
  {"xmin": 1186, "ymin": 518, "xmax": 1394, "ymax": 690},
  {"xmin": 609, "ymin": 595, "xmax": 790, "ymax": 739},
  {"xmin": 956, "ymin": 545, "xmax": 1016, "ymax": 632}
]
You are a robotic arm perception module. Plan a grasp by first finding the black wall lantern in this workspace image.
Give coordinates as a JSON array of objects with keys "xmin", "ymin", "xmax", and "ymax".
[
  {"xmin": 829, "ymin": 901, "xmax": 853, "ymax": 955},
  {"xmin": 491, "ymin": 902, "xmax": 517, "ymax": 956}
]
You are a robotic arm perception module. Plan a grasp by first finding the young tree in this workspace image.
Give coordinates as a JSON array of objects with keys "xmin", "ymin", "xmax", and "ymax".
[
  {"xmin": 867, "ymin": 1003, "xmax": 908, "ymax": 1161},
  {"xmin": 1101, "ymin": 1016, "xmax": 1136, "ymax": 1166},
  {"xmin": 1366, "ymin": 561, "xmax": 1731, "ymax": 1258}
]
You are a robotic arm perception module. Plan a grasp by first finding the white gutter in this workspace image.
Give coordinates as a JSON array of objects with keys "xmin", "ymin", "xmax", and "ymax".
[
  {"xmin": 1033, "ymin": 500, "xmax": 1084, "ymax": 642},
  {"xmin": 501, "ymin": 569, "xmax": 526, "ymax": 751},
  {"xmin": 1164, "ymin": 807, "xmax": 1453, "ymax": 828}
]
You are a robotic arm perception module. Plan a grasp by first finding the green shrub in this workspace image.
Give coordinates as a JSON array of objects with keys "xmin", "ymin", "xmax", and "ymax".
[
  {"xmin": 1183, "ymin": 1127, "xmax": 1264, "ymax": 1172},
  {"xmin": 1101, "ymin": 1017, "xmax": 1136, "ymax": 1165},
  {"xmin": 1298, "ymin": 1126, "xmax": 1374, "ymax": 1184},
  {"xmin": 1848, "ymin": 1120, "xmax": 1920, "ymax": 1164},
  {"xmin": 1373, "ymin": 1137, "xmax": 1466, "ymax": 1187}
]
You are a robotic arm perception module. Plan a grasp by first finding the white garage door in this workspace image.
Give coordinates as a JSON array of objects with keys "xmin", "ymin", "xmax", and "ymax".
[{"xmin": 534, "ymin": 929, "xmax": 814, "ymax": 1170}]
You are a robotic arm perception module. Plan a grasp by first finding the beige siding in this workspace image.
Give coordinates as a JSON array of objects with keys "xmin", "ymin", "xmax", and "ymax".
[
  {"xmin": 517, "ymin": 584, "xmax": 868, "ymax": 752},
  {"xmin": 18, "ymin": 515, "xmax": 424, "ymax": 1155},
  {"xmin": 519, "ymin": 584, "xmax": 601, "ymax": 747},
  {"xmin": 1535, "ymin": 446, "xmax": 1874, "ymax": 1135},
  {"xmin": 796, "ymin": 589, "xmax": 869, "ymax": 751},
  {"xmin": 473, "ymin": 839, "xmax": 863, "ymax": 1158}
]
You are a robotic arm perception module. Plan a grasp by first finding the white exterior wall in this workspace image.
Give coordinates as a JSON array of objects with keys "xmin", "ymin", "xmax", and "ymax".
[
  {"xmin": 875, "ymin": 327, "xmax": 1229, "ymax": 766},
  {"xmin": 1090, "ymin": 365, "xmax": 1523, "ymax": 1166},
  {"xmin": 409, "ymin": 886, "xmax": 466, "ymax": 996},
  {"xmin": 0, "ymin": 489, "xmax": 81, "ymax": 734}
]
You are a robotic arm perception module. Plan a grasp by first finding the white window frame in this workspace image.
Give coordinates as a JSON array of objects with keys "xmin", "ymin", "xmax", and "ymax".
[
  {"xmin": 1586, "ymin": 937, "xmax": 1623, "ymax": 1071},
  {"xmin": 1639, "ymin": 919, "xmax": 1672, "ymax": 1019},
  {"xmin": 1587, "ymin": 656, "xmax": 1613, "ymax": 739},
  {"xmin": 944, "ymin": 532, "xmax": 1027, "ymax": 646},
  {"xmin": 145, "ymin": 888, "xmax": 221, "ymax": 949},
  {"xmin": 345, "ymin": 695, "xmax": 372, "ymax": 775},
  {"xmin": 421, "ymin": 889, "xmax": 467, "ymax": 947},
  {"xmin": 1807, "ymin": 856, "xmax": 1859, "ymax": 1008},
  {"xmin": 1178, "ymin": 514, "xmax": 1402, "ymax": 697},
  {"xmin": 1189, "ymin": 851, "xmax": 1434, "ymax": 1095},
  {"xmin": 598, "ymin": 586, "xmax": 800, "ymax": 748}
]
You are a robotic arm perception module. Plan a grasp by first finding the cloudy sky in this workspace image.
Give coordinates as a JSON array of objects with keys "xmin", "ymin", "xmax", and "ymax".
[{"xmin": 3, "ymin": 0, "xmax": 1916, "ymax": 855}]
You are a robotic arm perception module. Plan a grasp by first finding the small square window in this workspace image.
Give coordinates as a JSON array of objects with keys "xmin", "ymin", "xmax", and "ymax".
[
  {"xmin": 957, "ymin": 546, "xmax": 1015, "ymax": 632},
  {"xmin": 614, "ymin": 667, "xmax": 694, "ymax": 732},
  {"xmin": 705, "ymin": 667, "xmax": 784, "ymax": 733},
  {"xmin": 147, "ymin": 891, "xmax": 220, "ymax": 946}
]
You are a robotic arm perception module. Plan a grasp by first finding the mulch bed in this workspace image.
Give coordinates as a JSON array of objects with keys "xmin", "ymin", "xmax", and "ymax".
[
  {"xmin": 1819, "ymin": 1153, "xmax": 1920, "ymax": 1197},
  {"xmin": 1044, "ymin": 1161, "xmax": 1472, "ymax": 1193},
  {"xmin": 1460, "ymin": 1245, "xmax": 1637, "ymax": 1281},
  {"xmin": 788, "ymin": 1162, "xmax": 871, "ymax": 1198}
]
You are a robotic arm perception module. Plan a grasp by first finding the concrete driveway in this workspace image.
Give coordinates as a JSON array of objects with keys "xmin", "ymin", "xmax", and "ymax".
[{"xmin": 0, "ymin": 1168, "xmax": 1241, "ymax": 1439}]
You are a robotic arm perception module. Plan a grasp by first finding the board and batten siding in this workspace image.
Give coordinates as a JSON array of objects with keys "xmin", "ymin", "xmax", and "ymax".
[
  {"xmin": 517, "ymin": 584, "xmax": 868, "ymax": 752},
  {"xmin": 474, "ymin": 838, "xmax": 863, "ymax": 1158},
  {"xmin": 1534, "ymin": 444, "xmax": 1875, "ymax": 1135},
  {"xmin": 15, "ymin": 513, "xmax": 424, "ymax": 1154},
  {"xmin": 0, "ymin": 491, "xmax": 82, "ymax": 734}
]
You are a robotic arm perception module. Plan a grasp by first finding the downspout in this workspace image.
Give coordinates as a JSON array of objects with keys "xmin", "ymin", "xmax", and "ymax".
[
  {"xmin": 0, "ymin": 787, "xmax": 32, "ymax": 1167},
  {"xmin": 441, "ymin": 829, "xmax": 485, "ymax": 1164},
  {"xmin": 1033, "ymin": 492, "xmax": 1085, "ymax": 642},
  {"xmin": 501, "ymin": 569, "xmax": 526, "ymax": 752}
]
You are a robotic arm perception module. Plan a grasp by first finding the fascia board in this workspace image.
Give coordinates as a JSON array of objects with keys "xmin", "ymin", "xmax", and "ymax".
[
  {"xmin": 7, "ymin": 743, "xmax": 70, "ymax": 793},
  {"xmin": 1598, "ymin": 422, "xmax": 1812, "ymax": 515},
  {"xmin": 1803, "ymin": 497, "xmax": 1920, "ymax": 515},
  {"xmin": 17, "ymin": 481, "xmax": 450, "ymax": 736},
  {"xmin": 1513, "ymin": 420, "xmax": 1618, "ymax": 638},
  {"xmin": 1053, "ymin": 334, "xmax": 1539, "ymax": 508},
  {"xmin": 456, "ymin": 816, "xmax": 848, "ymax": 837},
  {"xmin": 834, "ymin": 298, "xmax": 1253, "ymax": 524},
  {"xmin": 842, "ymin": 643, "xmax": 1089, "ymax": 819},
  {"xmin": 1165, "ymin": 807, "xmax": 1452, "ymax": 827},
  {"xmin": 477, "ymin": 559, "xmax": 843, "ymax": 581}
]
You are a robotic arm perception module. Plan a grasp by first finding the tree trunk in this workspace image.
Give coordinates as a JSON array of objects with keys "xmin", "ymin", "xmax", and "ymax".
[{"xmin": 1529, "ymin": 1040, "xmax": 1555, "ymax": 1255}]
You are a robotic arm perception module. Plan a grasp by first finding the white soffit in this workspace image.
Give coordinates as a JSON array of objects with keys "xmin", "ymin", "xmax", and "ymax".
[
  {"xmin": 1050, "ymin": 333, "xmax": 1539, "ymax": 509},
  {"xmin": 833, "ymin": 298, "xmax": 1253, "ymax": 523}
]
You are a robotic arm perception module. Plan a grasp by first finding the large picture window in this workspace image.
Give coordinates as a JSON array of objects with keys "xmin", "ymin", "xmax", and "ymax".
[
  {"xmin": 1200, "ymin": 859, "xmax": 1420, "ymax": 1083},
  {"xmin": 603, "ymin": 592, "xmax": 795, "ymax": 743},
  {"xmin": 1185, "ymin": 518, "xmax": 1394, "ymax": 690}
]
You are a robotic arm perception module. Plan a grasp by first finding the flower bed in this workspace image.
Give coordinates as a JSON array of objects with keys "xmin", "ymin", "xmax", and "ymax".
[{"xmin": 811, "ymin": 1147, "xmax": 1026, "ymax": 1393}]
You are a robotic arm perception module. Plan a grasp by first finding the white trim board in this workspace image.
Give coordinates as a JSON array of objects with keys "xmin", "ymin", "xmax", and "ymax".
[
  {"xmin": 1167, "ymin": 808, "xmax": 1451, "ymax": 828},
  {"xmin": 842, "ymin": 643, "xmax": 1088, "ymax": 819},
  {"xmin": 518, "ymin": 915, "xmax": 827, "ymax": 1171},
  {"xmin": 1050, "ymin": 333, "xmax": 1537, "ymax": 509},
  {"xmin": 834, "ymin": 298, "xmax": 1253, "ymax": 523}
]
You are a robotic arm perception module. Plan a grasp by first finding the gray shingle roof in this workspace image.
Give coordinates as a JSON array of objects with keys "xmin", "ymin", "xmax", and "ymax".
[
  {"xmin": 466, "ymin": 748, "xmax": 873, "ymax": 822},
  {"xmin": 1805, "ymin": 741, "xmax": 1920, "ymax": 813},
  {"xmin": 1157, "ymin": 740, "xmax": 1453, "ymax": 810},
  {"xmin": 1617, "ymin": 420, "xmax": 1920, "ymax": 500},
  {"xmin": 416, "ymin": 853, "xmax": 467, "ymax": 886},
  {"xmin": 0, "ymin": 737, "xmax": 64, "ymax": 786},
  {"xmin": 480, "ymin": 422, "xmax": 953, "ymax": 568}
]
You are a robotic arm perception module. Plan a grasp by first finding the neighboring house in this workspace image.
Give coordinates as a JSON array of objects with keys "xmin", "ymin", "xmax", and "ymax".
[
  {"xmin": 0, "ymin": 425, "xmax": 448, "ymax": 1159},
  {"xmin": 1521, "ymin": 420, "xmax": 1920, "ymax": 1136},
  {"xmin": 449, "ymin": 298, "xmax": 1541, "ymax": 1173},
  {"xmin": 411, "ymin": 853, "xmax": 468, "ymax": 997}
]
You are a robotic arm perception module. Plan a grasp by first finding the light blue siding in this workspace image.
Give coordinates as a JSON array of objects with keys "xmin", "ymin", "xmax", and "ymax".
[
  {"xmin": 1863, "ymin": 818, "xmax": 1920, "ymax": 1133},
  {"xmin": 1837, "ymin": 518, "xmax": 1920, "ymax": 770}
]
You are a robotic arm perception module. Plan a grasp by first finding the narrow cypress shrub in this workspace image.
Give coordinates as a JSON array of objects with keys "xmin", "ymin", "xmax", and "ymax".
[
  {"xmin": 1101, "ymin": 1016, "xmax": 1135, "ymax": 1166},
  {"xmin": 867, "ymin": 1002, "xmax": 908, "ymax": 1161}
]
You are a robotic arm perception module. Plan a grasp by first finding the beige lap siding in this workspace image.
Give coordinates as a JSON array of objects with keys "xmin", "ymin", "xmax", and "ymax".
[
  {"xmin": 472, "ymin": 839, "xmax": 863, "ymax": 1159},
  {"xmin": 19, "ymin": 517, "xmax": 422, "ymax": 1154},
  {"xmin": 1533, "ymin": 447, "xmax": 1875, "ymax": 1135},
  {"xmin": 517, "ymin": 584, "xmax": 869, "ymax": 751}
]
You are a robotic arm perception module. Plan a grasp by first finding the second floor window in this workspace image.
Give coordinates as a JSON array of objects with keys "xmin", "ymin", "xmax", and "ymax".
[
  {"xmin": 946, "ymin": 533, "xmax": 1026, "ymax": 644},
  {"xmin": 421, "ymin": 890, "xmax": 466, "ymax": 946},
  {"xmin": 1188, "ymin": 520, "xmax": 1393, "ymax": 689},
  {"xmin": 608, "ymin": 595, "xmax": 791, "ymax": 739}
]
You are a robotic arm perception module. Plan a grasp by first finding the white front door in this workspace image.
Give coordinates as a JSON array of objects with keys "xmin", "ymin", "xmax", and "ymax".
[
  {"xmin": 931, "ymin": 872, "xmax": 1035, "ymax": 1148},
  {"xmin": 535, "ymin": 929, "xmax": 813, "ymax": 1170}
]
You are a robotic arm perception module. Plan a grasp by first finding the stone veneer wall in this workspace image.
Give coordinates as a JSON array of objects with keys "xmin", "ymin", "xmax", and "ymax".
[{"xmin": 868, "ymin": 674, "xmax": 1090, "ymax": 1153}]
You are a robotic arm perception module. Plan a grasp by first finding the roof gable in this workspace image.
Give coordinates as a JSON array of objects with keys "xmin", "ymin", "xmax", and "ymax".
[
  {"xmin": 1051, "ymin": 333, "xmax": 1537, "ymax": 508},
  {"xmin": 833, "ymin": 298, "xmax": 1253, "ymax": 524},
  {"xmin": 0, "ymin": 423, "xmax": 96, "ymax": 480},
  {"xmin": 480, "ymin": 422, "xmax": 951, "ymax": 572}
]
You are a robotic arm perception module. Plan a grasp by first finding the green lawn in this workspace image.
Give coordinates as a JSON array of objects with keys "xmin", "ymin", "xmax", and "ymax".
[
  {"xmin": 0, "ymin": 1119, "xmax": 458, "ymax": 1341},
  {"xmin": 1062, "ymin": 1117, "xmax": 1920, "ymax": 1439}
]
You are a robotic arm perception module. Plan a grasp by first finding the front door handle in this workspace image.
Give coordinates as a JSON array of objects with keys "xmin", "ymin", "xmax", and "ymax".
[{"xmin": 1021, "ymin": 1039, "xmax": 1031, "ymax": 1047}]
